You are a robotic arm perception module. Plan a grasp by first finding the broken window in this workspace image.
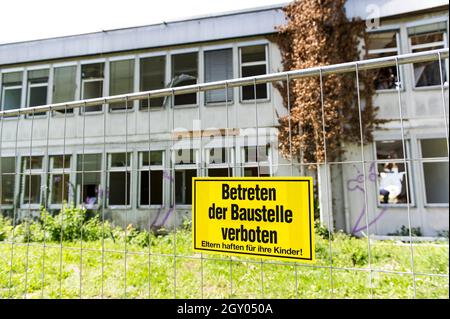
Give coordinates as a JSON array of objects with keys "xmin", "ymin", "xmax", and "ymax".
[
  {"xmin": 1, "ymin": 72, "xmax": 22, "ymax": 112},
  {"xmin": 53, "ymin": 65, "xmax": 77, "ymax": 114},
  {"xmin": 49, "ymin": 155, "xmax": 71, "ymax": 205},
  {"xmin": 242, "ymin": 144, "xmax": 271, "ymax": 176},
  {"xmin": 408, "ymin": 22, "xmax": 447, "ymax": 87},
  {"xmin": 175, "ymin": 169, "xmax": 196, "ymax": 205},
  {"xmin": 1, "ymin": 157, "xmax": 16, "ymax": 205},
  {"xmin": 21, "ymin": 156, "xmax": 43, "ymax": 205},
  {"xmin": 27, "ymin": 69, "xmax": 49, "ymax": 116},
  {"xmin": 140, "ymin": 56, "xmax": 166, "ymax": 109},
  {"xmin": 81, "ymin": 63, "xmax": 104, "ymax": 112},
  {"xmin": 240, "ymin": 45, "xmax": 268, "ymax": 100},
  {"xmin": 77, "ymin": 154, "xmax": 102, "ymax": 208},
  {"xmin": 204, "ymin": 49, "xmax": 233, "ymax": 104},
  {"xmin": 139, "ymin": 151, "xmax": 164, "ymax": 206},
  {"xmin": 375, "ymin": 140, "xmax": 412, "ymax": 205},
  {"xmin": 108, "ymin": 153, "xmax": 131, "ymax": 207},
  {"xmin": 110, "ymin": 59, "xmax": 135, "ymax": 111},
  {"xmin": 171, "ymin": 52, "xmax": 198, "ymax": 106},
  {"xmin": 367, "ymin": 31, "xmax": 400, "ymax": 90},
  {"xmin": 420, "ymin": 138, "xmax": 448, "ymax": 204}
]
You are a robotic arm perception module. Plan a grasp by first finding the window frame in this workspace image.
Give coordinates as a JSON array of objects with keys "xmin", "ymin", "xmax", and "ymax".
[
  {"xmin": 48, "ymin": 154, "xmax": 72, "ymax": 209},
  {"xmin": 170, "ymin": 49, "xmax": 199, "ymax": 108},
  {"xmin": 20, "ymin": 155, "xmax": 45, "ymax": 209},
  {"xmin": 52, "ymin": 63, "xmax": 78, "ymax": 116},
  {"xmin": 407, "ymin": 18, "xmax": 449, "ymax": 90},
  {"xmin": 75, "ymin": 152, "xmax": 104, "ymax": 210},
  {"xmin": 1, "ymin": 69, "xmax": 24, "ymax": 115},
  {"xmin": 0, "ymin": 156, "xmax": 17, "ymax": 208},
  {"xmin": 238, "ymin": 43, "xmax": 270, "ymax": 103},
  {"xmin": 108, "ymin": 57, "xmax": 136, "ymax": 113},
  {"xmin": 80, "ymin": 61, "xmax": 105, "ymax": 114},
  {"xmin": 138, "ymin": 150, "xmax": 165, "ymax": 208},
  {"xmin": 366, "ymin": 29, "xmax": 403, "ymax": 92},
  {"xmin": 373, "ymin": 139, "xmax": 416, "ymax": 208},
  {"xmin": 107, "ymin": 152, "xmax": 132, "ymax": 209},
  {"xmin": 172, "ymin": 146, "xmax": 199, "ymax": 207},
  {"xmin": 418, "ymin": 136, "xmax": 449, "ymax": 207},
  {"xmin": 241, "ymin": 143, "xmax": 272, "ymax": 177},
  {"xmin": 203, "ymin": 47, "xmax": 234, "ymax": 106},
  {"xmin": 138, "ymin": 53, "xmax": 167, "ymax": 111}
]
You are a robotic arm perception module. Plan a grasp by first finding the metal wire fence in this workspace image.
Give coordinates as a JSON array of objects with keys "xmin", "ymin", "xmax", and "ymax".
[{"xmin": 0, "ymin": 48, "xmax": 448, "ymax": 299}]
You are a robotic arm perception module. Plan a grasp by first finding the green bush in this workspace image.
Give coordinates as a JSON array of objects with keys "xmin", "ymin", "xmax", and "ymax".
[{"xmin": 0, "ymin": 215, "xmax": 12, "ymax": 241}]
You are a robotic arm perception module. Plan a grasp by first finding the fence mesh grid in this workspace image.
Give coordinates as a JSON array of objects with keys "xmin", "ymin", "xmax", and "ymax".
[{"xmin": 0, "ymin": 49, "xmax": 448, "ymax": 299}]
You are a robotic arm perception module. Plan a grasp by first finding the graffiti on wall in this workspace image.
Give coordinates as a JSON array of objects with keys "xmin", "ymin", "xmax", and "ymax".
[{"xmin": 347, "ymin": 162, "xmax": 388, "ymax": 235}]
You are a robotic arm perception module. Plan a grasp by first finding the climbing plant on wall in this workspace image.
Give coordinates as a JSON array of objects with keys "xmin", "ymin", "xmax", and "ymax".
[{"xmin": 270, "ymin": 0, "xmax": 386, "ymax": 166}]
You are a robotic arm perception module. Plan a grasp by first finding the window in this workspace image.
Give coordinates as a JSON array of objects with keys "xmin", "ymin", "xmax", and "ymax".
[
  {"xmin": 81, "ymin": 63, "xmax": 104, "ymax": 112},
  {"xmin": 49, "ymin": 155, "xmax": 71, "ymax": 206},
  {"xmin": 27, "ymin": 69, "xmax": 49, "ymax": 116},
  {"xmin": 1, "ymin": 157, "xmax": 16, "ymax": 205},
  {"xmin": 139, "ymin": 151, "xmax": 163, "ymax": 206},
  {"xmin": 420, "ymin": 138, "xmax": 448, "ymax": 205},
  {"xmin": 1, "ymin": 72, "xmax": 23, "ymax": 112},
  {"xmin": 367, "ymin": 31, "xmax": 400, "ymax": 90},
  {"xmin": 175, "ymin": 169, "xmax": 196, "ymax": 205},
  {"xmin": 140, "ymin": 56, "xmax": 166, "ymax": 109},
  {"xmin": 110, "ymin": 59, "xmax": 135, "ymax": 111},
  {"xmin": 242, "ymin": 144, "xmax": 271, "ymax": 176},
  {"xmin": 21, "ymin": 156, "xmax": 44, "ymax": 206},
  {"xmin": 171, "ymin": 52, "xmax": 198, "ymax": 106},
  {"xmin": 107, "ymin": 153, "xmax": 131, "ymax": 207},
  {"xmin": 53, "ymin": 66, "xmax": 77, "ymax": 114},
  {"xmin": 408, "ymin": 22, "xmax": 448, "ymax": 87},
  {"xmin": 76, "ymin": 154, "xmax": 102, "ymax": 208},
  {"xmin": 240, "ymin": 45, "xmax": 268, "ymax": 100},
  {"xmin": 204, "ymin": 49, "xmax": 233, "ymax": 104},
  {"xmin": 375, "ymin": 140, "xmax": 412, "ymax": 205}
]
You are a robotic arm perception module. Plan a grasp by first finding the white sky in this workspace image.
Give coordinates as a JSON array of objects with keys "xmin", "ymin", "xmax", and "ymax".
[{"xmin": 0, "ymin": 0, "xmax": 289, "ymax": 44}]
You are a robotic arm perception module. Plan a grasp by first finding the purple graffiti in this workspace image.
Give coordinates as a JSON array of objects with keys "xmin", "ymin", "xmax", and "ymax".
[{"xmin": 347, "ymin": 162, "xmax": 387, "ymax": 235}]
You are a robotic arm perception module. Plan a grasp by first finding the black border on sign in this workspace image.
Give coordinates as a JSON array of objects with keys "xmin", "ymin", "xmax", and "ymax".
[{"xmin": 193, "ymin": 178, "xmax": 313, "ymax": 261}]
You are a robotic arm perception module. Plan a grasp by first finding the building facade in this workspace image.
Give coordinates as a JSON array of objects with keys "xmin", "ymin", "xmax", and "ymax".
[{"xmin": 0, "ymin": 1, "xmax": 448, "ymax": 236}]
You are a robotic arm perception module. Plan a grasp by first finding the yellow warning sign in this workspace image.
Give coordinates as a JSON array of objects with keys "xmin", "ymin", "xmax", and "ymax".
[{"xmin": 192, "ymin": 177, "xmax": 315, "ymax": 263}]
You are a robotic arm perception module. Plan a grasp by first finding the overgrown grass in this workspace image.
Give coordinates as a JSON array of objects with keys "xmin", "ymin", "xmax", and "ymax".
[{"xmin": 0, "ymin": 211, "xmax": 448, "ymax": 299}]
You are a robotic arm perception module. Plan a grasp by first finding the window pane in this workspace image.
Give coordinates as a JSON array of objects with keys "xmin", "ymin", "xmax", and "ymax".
[
  {"xmin": 140, "ymin": 56, "xmax": 165, "ymax": 108},
  {"xmin": 175, "ymin": 169, "xmax": 196, "ymax": 204},
  {"xmin": 242, "ymin": 65, "xmax": 267, "ymax": 100},
  {"xmin": 367, "ymin": 31, "xmax": 397, "ymax": 50},
  {"xmin": 421, "ymin": 138, "xmax": 448, "ymax": 158},
  {"xmin": 109, "ymin": 172, "xmax": 130, "ymax": 206},
  {"xmin": 23, "ymin": 175, "xmax": 41, "ymax": 204},
  {"xmin": 413, "ymin": 57, "xmax": 446, "ymax": 87},
  {"xmin": 244, "ymin": 167, "xmax": 270, "ymax": 177},
  {"xmin": 77, "ymin": 172, "xmax": 100, "ymax": 207},
  {"xmin": 423, "ymin": 162, "xmax": 449, "ymax": 204},
  {"xmin": 28, "ymin": 69, "xmax": 49, "ymax": 84},
  {"xmin": 82, "ymin": 63, "xmax": 104, "ymax": 79},
  {"xmin": 209, "ymin": 147, "xmax": 227, "ymax": 164},
  {"xmin": 1, "ymin": 157, "xmax": 15, "ymax": 205},
  {"xmin": 23, "ymin": 156, "xmax": 43, "ymax": 170},
  {"xmin": 241, "ymin": 45, "xmax": 266, "ymax": 63},
  {"xmin": 110, "ymin": 153, "xmax": 131, "ymax": 167},
  {"xmin": 53, "ymin": 66, "xmax": 77, "ymax": 113},
  {"xmin": 204, "ymin": 49, "xmax": 233, "ymax": 103},
  {"xmin": 174, "ymin": 148, "xmax": 196, "ymax": 165},
  {"xmin": 3, "ymin": 72, "xmax": 22, "ymax": 85},
  {"xmin": 77, "ymin": 154, "xmax": 101, "ymax": 172},
  {"xmin": 51, "ymin": 155, "xmax": 71, "ymax": 169},
  {"xmin": 208, "ymin": 168, "xmax": 230, "ymax": 177},
  {"xmin": 3, "ymin": 88, "xmax": 21, "ymax": 111},
  {"xmin": 171, "ymin": 52, "xmax": 197, "ymax": 106},
  {"xmin": 244, "ymin": 145, "xmax": 269, "ymax": 162},
  {"xmin": 51, "ymin": 174, "xmax": 70, "ymax": 204},
  {"xmin": 367, "ymin": 51, "xmax": 398, "ymax": 90},
  {"xmin": 29, "ymin": 86, "xmax": 47, "ymax": 107},
  {"xmin": 140, "ymin": 170, "xmax": 163, "ymax": 205},
  {"xmin": 110, "ymin": 59, "xmax": 134, "ymax": 110},
  {"xmin": 142, "ymin": 151, "xmax": 163, "ymax": 166},
  {"xmin": 376, "ymin": 140, "xmax": 405, "ymax": 160}
]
